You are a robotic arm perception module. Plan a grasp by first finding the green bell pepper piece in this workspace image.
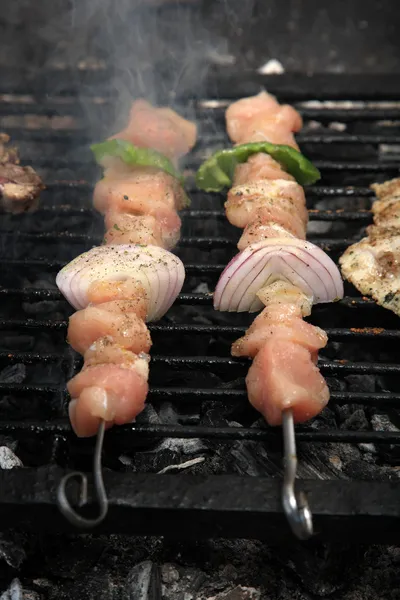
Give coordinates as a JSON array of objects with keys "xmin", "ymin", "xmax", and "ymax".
[
  {"xmin": 195, "ymin": 142, "xmax": 320, "ymax": 192},
  {"xmin": 91, "ymin": 138, "xmax": 189, "ymax": 206}
]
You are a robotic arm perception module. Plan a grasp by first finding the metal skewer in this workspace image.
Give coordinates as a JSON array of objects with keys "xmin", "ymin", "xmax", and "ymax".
[
  {"xmin": 57, "ymin": 420, "xmax": 108, "ymax": 528},
  {"xmin": 282, "ymin": 409, "xmax": 313, "ymax": 540}
]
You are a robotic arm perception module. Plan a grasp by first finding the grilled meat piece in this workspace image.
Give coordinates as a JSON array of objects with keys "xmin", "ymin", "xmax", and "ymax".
[
  {"xmin": 340, "ymin": 227, "xmax": 400, "ymax": 316},
  {"xmin": 340, "ymin": 177, "xmax": 400, "ymax": 317},
  {"xmin": 0, "ymin": 134, "xmax": 19, "ymax": 165},
  {"xmin": 0, "ymin": 134, "xmax": 44, "ymax": 213}
]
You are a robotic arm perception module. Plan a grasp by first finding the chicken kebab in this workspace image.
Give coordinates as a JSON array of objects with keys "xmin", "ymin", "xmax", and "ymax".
[
  {"xmin": 56, "ymin": 100, "xmax": 196, "ymax": 438},
  {"xmin": 340, "ymin": 177, "xmax": 400, "ymax": 316},
  {"xmin": 196, "ymin": 91, "xmax": 344, "ymax": 428}
]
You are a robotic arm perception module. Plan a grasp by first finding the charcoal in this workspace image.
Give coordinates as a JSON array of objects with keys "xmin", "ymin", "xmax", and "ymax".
[
  {"xmin": 21, "ymin": 593, "xmax": 40, "ymax": 600},
  {"xmin": 218, "ymin": 565, "xmax": 238, "ymax": 583},
  {"xmin": 20, "ymin": 593, "xmax": 40, "ymax": 600},
  {"xmin": 297, "ymin": 442, "xmax": 346, "ymax": 480},
  {"xmin": 156, "ymin": 402, "xmax": 180, "ymax": 425},
  {"xmin": 193, "ymin": 282, "xmax": 211, "ymax": 294},
  {"xmin": 0, "ymin": 365, "xmax": 26, "ymax": 384},
  {"xmin": 371, "ymin": 413, "xmax": 400, "ymax": 465},
  {"xmin": 325, "ymin": 377, "xmax": 347, "ymax": 392},
  {"xmin": 135, "ymin": 404, "xmax": 161, "ymax": 425},
  {"xmin": 340, "ymin": 409, "xmax": 370, "ymax": 431},
  {"xmin": 161, "ymin": 564, "xmax": 180, "ymax": 584},
  {"xmin": 344, "ymin": 457, "xmax": 392, "ymax": 481},
  {"xmin": 0, "ymin": 579, "xmax": 23, "ymax": 600},
  {"xmin": 309, "ymin": 406, "xmax": 337, "ymax": 430},
  {"xmin": 0, "ymin": 447, "xmax": 23, "ymax": 470},
  {"xmin": 334, "ymin": 404, "xmax": 363, "ymax": 425},
  {"xmin": 371, "ymin": 413, "xmax": 399, "ymax": 433},
  {"xmin": 41, "ymin": 537, "xmax": 106, "ymax": 579},
  {"xmin": 275, "ymin": 543, "xmax": 362, "ymax": 597},
  {"xmin": 124, "ymin": 561, "xmax": 161, "ymax": 600},
  {"xmin": 345, "ymin": 374, "xmax": 376, "ymax": 393},
  {"xmin": 162, "ymin": 566, "xmax": 206, "ymax": 600},
  {"xmin": 0, "ymin": 534, "xmax": 26, "ymax": 569},
  {"xmin": 357, "ymin": 444, "xmax": 377, "ymax": 460},
  {"xmin": 199, "ymin": 586, "xmax": 261, "ymax": 600},
  {"xmin": 229, "ymin": 441, "xmax": 281, "ymax": 477},
  {"xmin": 50, "ymin": 573, "xmax": 114, "ymax": 600}
]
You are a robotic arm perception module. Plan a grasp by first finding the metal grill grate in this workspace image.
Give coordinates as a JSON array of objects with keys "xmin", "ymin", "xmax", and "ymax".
[{"xmin": 1, "ymin": 72, "xmax": 400, "ymax": 542}]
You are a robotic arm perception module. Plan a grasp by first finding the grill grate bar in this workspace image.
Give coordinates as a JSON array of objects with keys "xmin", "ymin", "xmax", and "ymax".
[
  {"xmin": 0, "ymin": 288, "xmax": 377, "ymax": 308},
  {"xmin": 0, "ymin": 383, "xmax": 399, "ymax": 408},
  {"xmin": 0, "ymin": 319, "xmax": 397, "ymax": 341},
  {"xmin": 0, "ymin": 206, "xmax": 374, "ymax": 222},
  {"xmin": 1, "ymin": 351, "xmax": 398, "ymax": 376},
  {"xmin": 3, "ymin": 122, "xmax": 400, "ymax": 145},
  {"xmin": 0, "ymin": 419, "xmax": 397, "ymax": 444},
  {"xmin": 2, "ymin": 96, "xmax": 400, "ymax": 119},
  {"xmin": 19, "ymin": 182, "xmax": 374, "ymax": 196},
  {"xmin": 0, "ymin": 231, "xmax": 366, "ymax": 251}
]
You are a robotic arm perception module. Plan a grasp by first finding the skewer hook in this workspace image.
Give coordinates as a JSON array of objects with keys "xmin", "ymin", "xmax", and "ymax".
[
  {"xmin": 57, "ymin": 420, "xmax": 108, "ymax": 528},
  {"xmin": 281, "ymin": 409, "xmax": 313, "ymax": 540}
]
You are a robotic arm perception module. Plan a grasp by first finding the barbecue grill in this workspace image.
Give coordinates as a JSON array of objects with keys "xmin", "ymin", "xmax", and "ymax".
[{"xmin": 0, "ymin": 67, "xmax": 400, "ymax": 544}]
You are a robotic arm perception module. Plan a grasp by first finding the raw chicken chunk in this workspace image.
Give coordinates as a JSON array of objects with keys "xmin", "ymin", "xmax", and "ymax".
[{"xmin": 246, "ymin": 338, "xmax": 329, "ymax": 426}]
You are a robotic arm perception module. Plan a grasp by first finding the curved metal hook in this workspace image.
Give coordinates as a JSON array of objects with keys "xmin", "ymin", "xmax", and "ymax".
[
  {"xmin": 282, "ymin": 409, "xmax": 313, "ymax": 540},
  {"xmin": 57, "ymin": 420, "xmax": 108, "ymax": 528}
]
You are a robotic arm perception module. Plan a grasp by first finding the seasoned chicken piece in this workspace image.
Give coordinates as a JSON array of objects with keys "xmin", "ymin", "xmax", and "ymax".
[
  {"xmin": 87, "ymin": 279, "xmax": 148, "ymax": 318},
  {"xmin": 227, "ymin": 180, "xmax": 308, "ymax": 219},
  {"xmin": 238, "ymin": 220, "xmax": 295, "ymax": 250},
  {"xmin": 372, "ymin": 195, "xmax": 400, "ymax": 217},
  {"xmin": 94, "ymin": 166, "xmax": 186, "ymax": 213},
  {"xmin": 246, "ymin": 338, "xmax": 329, "ymax": 426},
  {"xmin": 371, "ymin": 178, "xmax": 400, "ymax": 203},
  {"xmin": 367, "ymin": 178, "xmax": 400, "ymax": 230},
  {"xmin": 372, "ymin": 199, "xmax": 400, "ymax": 229},
  {"xmin": 225, "ymin": 192, "xmax": 307, "ymax": 238},
  {"xmin": 232, "ymin": 303, "xmax": 327, "ymax": 358},
  {"xmin": 68, "ymin": 301, "xmax": 152, "ymax": 355},
  {"xmin": 68, "ymin": 356, "xmax": 149, "ymax": 437},
  {"xmin": 84, "ymin": 338, "xmax": 141, "ymax": 367},
  {"xmin": 104, "ymin": 211, "xmax": 179, "ymax": 249},
  {"xmin": 233, "ymin": 153, "xmax": 295, "ymax": 186},
  {"xmin": 233, "ymin": 180, "xmax": 309, "ymax": 247},
  {"xmin": 111, "ymin": 99, "xmax": 197, "ymax": 161},
  {"xmin": 340, "ymin": 228, "xmax": 400, "ymax": 316}
]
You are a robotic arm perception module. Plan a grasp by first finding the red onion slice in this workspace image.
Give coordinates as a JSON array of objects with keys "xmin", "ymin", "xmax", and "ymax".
[
  {"xmin": 56, "ymin": 244, "xmax": 185, "ymax": 322},
  {"xmin": 214, "ymin": 238, "xmax": 343, "ymax": 312}
]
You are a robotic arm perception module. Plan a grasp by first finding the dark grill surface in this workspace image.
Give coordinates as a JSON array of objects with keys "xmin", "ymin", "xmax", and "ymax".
[{"xmin": 1, "ymin": 72, "xmax": 400, "ymax": 542}]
